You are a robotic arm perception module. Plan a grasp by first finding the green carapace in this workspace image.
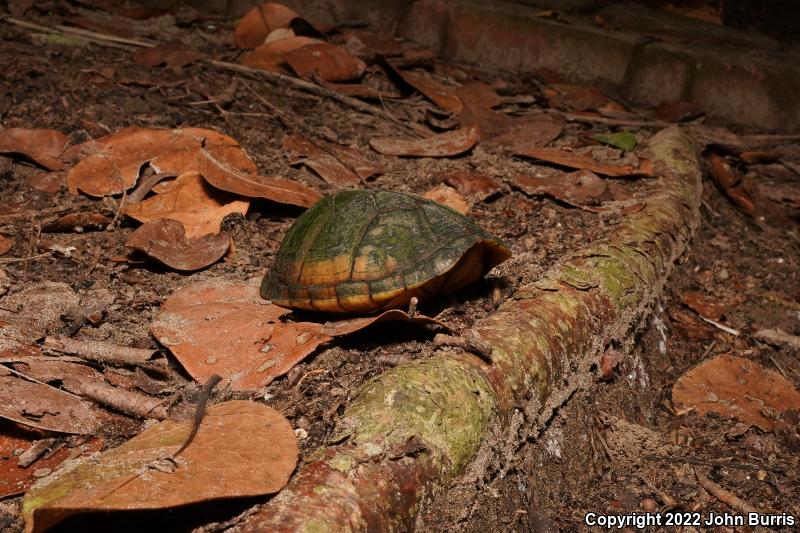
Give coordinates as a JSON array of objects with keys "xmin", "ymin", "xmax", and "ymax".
[{"xmin": 261, "ymin": 189, "xmax": 511, "ymax": 313}]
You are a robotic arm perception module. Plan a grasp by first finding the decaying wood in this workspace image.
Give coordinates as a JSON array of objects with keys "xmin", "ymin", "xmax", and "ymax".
[
  {"xmin": 239, "ymin": 127, "xmax": 703, "ymax": 531},
  {"xmin": 43, "ymin": 336, "xmax": 158, "ymax": 367}
]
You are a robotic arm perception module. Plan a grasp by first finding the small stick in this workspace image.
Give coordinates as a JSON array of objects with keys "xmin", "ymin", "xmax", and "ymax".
[
  {"xmin": 125, "ymin": 172, "xmax": 176, "ymax": 205},
  {"xmin": 694, "ymin": 467, "xmax": 761, "ymax": 515},
  {"xmin": 174, "ymin": 374, "xmax": 222, "ymax": 457},
  {"xmin": 637, "ymin": 475, "xmax": 678, "ymax": 508},
  {"xmin": 698, "ymin": 315, "xmax": 740, "ymax": 336},
  {"xmin": 1, "ymin": 16, "xmax": 142, "ymax": 50},
  {"xmin": 17, "ymin": 438, "xmax": 58, "ymax": 468},
  {"xmin": 433, "ymin": 332, "xmax": 492, "ymax": 359},
  {"xmin": 43, "ymin": 336, "xmax": 158, "ymax": 367},
  {"xmin": 0, "ymin": 251, "xmax": 54, "ymax": 264}
]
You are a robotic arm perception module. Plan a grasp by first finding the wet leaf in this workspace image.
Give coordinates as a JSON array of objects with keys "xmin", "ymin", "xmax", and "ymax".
[
  {"xmin": 673, "ymin": 354, "xmax": 800, "ymax": 431},
  {"xmin": 150, "ymin": 279, "xmax": 442, "ymax": 389},
  {"xmin": 681, "ymin": 291, "xmax": 726, "ymax": 321},
  {"xmin": 67, "ymin": 127, "xmax": 258, "ymax": 197},
  {"xmin": 282, "ymin": 134, "xmax": 360, "ymax": 187},
  {"xmin": 132, "ymin": 45, "xmax": 206, "ymax": 70},
  {"xmin": 515, "ymin": 147, "xmax": 654, "ymax": 177},
  {"xmin": 23, "ymin": 400, "xmax": 298, "ymax": 533},
  {"xmin": 423, "ymin": 185, "xmax": 469, "ymax": 214},
  {"xmin": 240, "ymin": 35, "xmax": 322, "ymax": 73},
  {"xmin": 0, "ymin": 128, "xmax": 68, "ymax": 171},
  {"xmin": 0, "ymin": 234, "xmax": 12, "ymax": 256},
  {"xmin": 284, "ymin": 42, "xmax": 366, "ymax": 82},
  {"xmin": 0, "ymin": 367, "xmax": 106, "ymax": 434},
  {"xmin": 0, "ymin": 425, "xmax": 103, "ymax": 498},
  {"xmin": 122, "ymin": 171, "xmax": 249, "ymax": 238},
  {"xmin": 436, "ymin": 169, "xmax": 501, "ymax": 202},
  {"xmin": 384, "ymin": 64, "xmax": 463, "ymax": 114},
  {"xmin": 234, "ymin": 2, "xmax": 300, "ymax": 48},
  {"xmin": 125, "ymin": 219, "xmax": 231, "ymax": 271},
  {"xmin": 197, "ymin": 147, "xmax": 321, "ymax": 207},
  {"xmin": 592, "ymin": 131, "xmax": 637, "ymax": 151},
  {"xmin": 370, "ymin": 126, "xmax": 479, "ymax": 157}
]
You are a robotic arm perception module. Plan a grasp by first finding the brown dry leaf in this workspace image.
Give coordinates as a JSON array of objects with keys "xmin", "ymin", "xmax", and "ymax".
[
  {"xmin": 0, "ymin": 425, "xmax": 103, "ymax": 499},
  {"xmin": 681, "ymin": 291, "xmax": 727, "ymax": 321},
  {"xmin": 151, "ymin": 279, "xmax": 442, "ymax": 389},
  {"xmin": 23, "ymin": 400, "xmax": 299, "ymax": 533},
  {"xmin": 455, "ymin": 82, "xmax": 504, "ymax": 137},
  {"xmin": 436, "ymin": 169, "xmax": 501, "ymax": 202},
  {"xmin": 125, "ymin": 219, "xmax": 231, "ymax": 271},
  {"xmin": 41, "ymin": 213, "xmax": 112, "ymax": 233},
  {"xmin": 668, "ymin": 306, "xmax": 716, "ymax": 341},
  {"xmin": 282, "ymin": 134, "xmax": 360, "ymax": 187},
  {"xmin": 319, "ymin": 142, "xmax": 383, "ymax": 180},
  {"xmin": 0, "ymin": 367, "xmax": 105, "ymax": 434},
  {"xmin": 234, "ymin": 2, "xmax": 302, "ymax": 48},
  {"xmin": 0, "ymin": 235, "xmax": 12, "ymax": 256},
  {"xmin": 484, "ymin": 114, "xmax": 565, "ymax": 153},
  {"xmin": 423, "ymin": 185, "xmax": 470, "ymax": 214},
  {"xmin": 198, "ymin": 147, "xmax": 320, "ymax": 207},
  {"xmin": 122, "ymin": 171, "xmax": 249, "ymax": 238},
  {"xmin": 370, "ymin": 126, "xmax": 479, "ymax": 157},
  {"xmin": 318, "ymin": 80, "xmax": 403, "ymax": 100},
  {"xmin": 67, "ymin": 127, "xmax": 258, "ymax": 197},
  {"xmin": 708, "ymin": 153, "xmax": 758, "ymax": 217},
  {"xmin": 0, "ymin": 128, "xmax": 68, "ymax": 171},
  {"xmin": 512, "ymin": 170, "xmax": 611, "ymax": 205},
  {"xmin": 27, "ymin": 171, "xmax": 66, "ymax": 193},
  {"xmin": 342, "ymin": 31, "xmax": 404, "ymax": 59},
  {"xmin": 385, "ymin": 63, "xmax": 463, "ymax": 114},
  {"xmin": 672, "ymin": 354, "xmax": 800, "ymax": 431},
  {"xmin": 515, "ymin": 147, "xmax": 654, "ymax": 177},
  {"xmin": 284, "ymin": 42, "xmax": 367, "ymax": 82},
  {"xmin": 0, "ymin": 282, "xmax": 79, "ymax": 341},
  {"xmin": 132, "ymin": 45, "xmax": 206, "ymax": 70},
  {"xmin": 544, "ymin": 84, "xmax": 610, "ymax": 112},
  {"xmin": 240, "ymin": 36, "xmax": 321, "ymax": 73}
]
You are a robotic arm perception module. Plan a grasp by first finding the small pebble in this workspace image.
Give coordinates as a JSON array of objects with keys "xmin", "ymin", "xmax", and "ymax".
[{"xmin": 640, "ymin": 498, "xmax": 658, "ymax": 512}]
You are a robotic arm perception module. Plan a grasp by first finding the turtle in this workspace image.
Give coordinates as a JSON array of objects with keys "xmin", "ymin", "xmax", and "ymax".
[{"xmin": 261, "ymin": 189, "xmax": 511, "ymax": 313}]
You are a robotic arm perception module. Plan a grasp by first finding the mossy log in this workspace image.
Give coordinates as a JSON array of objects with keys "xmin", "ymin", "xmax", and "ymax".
[{"xmin": 239, "ymin": 127, "xmax": 702, "ymax": 532}]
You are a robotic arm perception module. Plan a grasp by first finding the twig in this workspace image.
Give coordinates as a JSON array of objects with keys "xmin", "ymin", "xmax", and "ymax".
[
  {"xmin": 0, "ymin": 250, "xmax": 53, "ymax": 264},
  {"xmin": 17, "ymin": 438, "xmax": 58, "ymax": 468},
  {"xmin": 547, "ymin": 109, "xmax": 671, "ymax": 129},
  {"xmin": 646, "ymin": 454, "xmax": 784, "ymax": 473},
  {"xmin": 72, "ymin": 378, "xmax": 168, "ymax": 420},
  {"xmin": 753, "ymin": 328, "xmax": 800, "ymax": 350},
  {"xmin": 174, "ymin": 374, "xmax": 222, "ymax": 458},
  {"xmin": 694, "ymin": 467, "xmax": 761, "ymax": 514},
  {"xmin": 53, "ymin": 23, "xmax": 156, "ymax": 48},
  {"xmin": 698, "ymin": 315, "xmax": 740, "ymax": 336},
  {"xmin": 125, "ymin": 172, "xmax": 175, "ymax": 205},
  {"xmin": 1, "ymin": 16, "xmax": 143, "ymax": 50},
  {"xmin": 637, "ymin": 475, "xmax": 678, "ymax": 508},
  {"xmin": 42, "ymin": 336, "xmax": 159, "ymax": 367},
  {"xmin": 2, "ymin": 366, "xmax": 83, "ymax": 399}
]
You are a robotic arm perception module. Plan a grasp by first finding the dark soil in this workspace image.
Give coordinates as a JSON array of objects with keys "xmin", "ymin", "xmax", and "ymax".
[{"xmin": 0, "ymin": 3, "xmax": 799, "ymax": 532}]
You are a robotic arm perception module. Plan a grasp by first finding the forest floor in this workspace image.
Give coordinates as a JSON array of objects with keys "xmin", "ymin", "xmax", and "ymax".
[{"xmin": 0, "ymin": 1, "xmax": 799, "ymax": 531}]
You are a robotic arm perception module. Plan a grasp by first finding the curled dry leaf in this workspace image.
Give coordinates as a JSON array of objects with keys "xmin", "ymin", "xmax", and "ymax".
[
  {"xmin": 122, "ymin": 171, "xmax": 249, "ymax": 238},
  {"xmin": 240, "ymin": 36, "xmax": 321, "ymax": 73},
  {"xmin": 0, "ymin": 128, "xmax": 68, "ymax": 171},
  {"xmin": 0, "ymin": 426, "xmax": 103, "ymax": 499},
  {"xmin": 673, "ymin": 354, "xmax": 800, "ymax": 431},
  {"xmin": 515, "ymin": 147, "xmax": 654, "ymax": 177},
  {"xmin": 512, "ymin": 170, "xmax": 631, "ymax": 212},
  {"xmin": 150, "ymin": 279, "xmax": 444, "ymax": 389},
  {"xmin": 67, "ymin": 127, "xmax": 258, "ymax": 197},
  {"xmin": 370, "ymin": 125, "xmax": 480, "ymax": 157},
  {"xmin": 284, "ymin": 42, "xmax": 367, "ymax": 82},
  {"xmin": 125, "ymin": 219, "xmax": 231, "ymax": 271},
  {"xmin": 234, "ymin": 2, "xmax": 301, "ymax": 48},
  {"xmin": 282, "ymin": 134, "xmax": 360, "ymax": 187},
  {"xmin": 708, "ymin": 153, "xmax": 759, "ymax": 217},
  {"xmin": 0, "ymin": 367, "xmax": 106, "ymax": 434},
  {"xmin": 198, "ymin": 147, "xmax": 321, "ymax": 207},
  {"xmin": 436, "ymin": 169, "xmax": 501, "ymax": 202},
  {"xmin": 384, "ymin": 63, "xmax": 463, "ymax": 114},
  {"xmin": 423, "ymin": 185, "xmax": 470, "ymax": 214},
  {"xmin": 132, "ymin": 45, "xmax": 206, "ymax": 70},
  {"xmin": 23, "ymin": 400, "xmax": 299, "ymax": 533},
  {"xmin": 0, "ymin": 234, "xmax": 12, "ymax": 256}
]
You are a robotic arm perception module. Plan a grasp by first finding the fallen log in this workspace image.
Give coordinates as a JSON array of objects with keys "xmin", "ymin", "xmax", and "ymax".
[{"xmin": 238, "ymin": 127, "xmax": 702, "ymax": 531}]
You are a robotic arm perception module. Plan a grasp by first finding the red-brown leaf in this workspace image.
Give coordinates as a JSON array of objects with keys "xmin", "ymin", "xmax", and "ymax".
[
  {"xmin": 516, "ymin": 147, "xmax": 654, "ymax": 177},
  {"xmin": 284, "ymin": 42, "xmax": 367, "ymax": 82},
  {"xmin": 125, "ymin": 219, "xmax": 231, "ymax": 271},
  {"xmin": 0, "ymin": 128, "xmax": 68, "ymax": 171},
  {"xmin": 370, "ymin": 126, "xmax": 479, "ymax": 157}
]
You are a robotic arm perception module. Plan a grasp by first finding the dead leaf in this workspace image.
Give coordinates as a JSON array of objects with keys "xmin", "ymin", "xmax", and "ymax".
[
  {"xmin": 654, "ymin": 100, "xmax": 699, "ymax": 122},
  {"xmin": 27, "ymin": 171, "xmax": 66, "ymax": 193},
  {"xmin": 515, "ymin": 147, "xmax": 654, "ymax": 177},
  {"xmin": 512, "ymin": 170, "xmax": 615, "ymax": 206},
  {"xmin": 319, "ymin": 142, "xmax": 383, "ymax": 180},
  {"xmin": 370, "ymin": 126, "xmax": 479, "ymax": 157},
  {"xmin": 0, "ymin": 426, "xmax": 103, "ymax": 499},
  {"xmin": 0, "ymin": 367, "xmax": 105, "ymax": 434},
  {"xmin": 284, "ymin": 42, "xmax": 366, "ymax": 82},
  {"xmin": 423, "ymin": 185, "xmax": 469, "ymax": 214},
  {"xmin": 282, "ymin": 134, "xmax": 360, "ymax": 187},
  {"xmin": 240, "ymin": 36, "xmax": 321, "ymax": 73},
  {"xmin": 23, "ymin": 401, "xmax": 298, "ymax": 533},
  {"xmin": 483, "ymin": 114, "xmax": 565, "ymax": 152},
  {"xmin": 682, "ymin": 291, "xmax": 726, "ymax": 321},
  {"xmin": 67, "ymin": 127, "xmax": 258, "ymax": 197},
  {"xmin": 544, "ymin": 84, "xmax": 610, "ymax": 112},
  {"xmin": 0, "ymin": 282, "xmax": 79, "ymax": 341},
  {"xmin": 708, "ymin": 153, "xmax": 758, "ymax": 217},
  {"xmin": 0, "ymin": 235, "xmax": 12, "ymax": 256},
  {"xmin": 198, "ymin": 147, "xmax": 321, "ymax": 207},
  {"xmin": 151, "ymin": 279, "xmax": 441, "ymax": 389},
  {"xmin": 342, "ymin": 31, "xmax": 404, "ymax": 59},
  {"xmin": 0, "ymin": 128, "xmax": 68, "ymax": 171},
  {"xmin": 668, "ymin": 306, "xmax": 716, "ymax": 341},
  {"xmin": 384, "ymin": 63, "xmax": 463, "ymax": 114},
  {"xmin": 234, "ymin": 2, "xmax": 302, "ymax": 48},
  {"xmin": 672, "ymin": 354, "xmax": 800, "ymax": 431},
  {"xmin": 435, "ymin": 169, "xmax": 501, "ymax": 202},
  {"xmin": 122, "ymin": 171, "xmax": 248, "ymax": 238},
  {"xmin": 132, "ymin": 45, "xmax": 206, "ymax": 70},
  {"xmin": 318, "ymin": 80, "xmax": 403, "ymax": 100},
  {"xmin": 41, "ymin": 213, "xmax": 112, "ymax": 233},
  {"xmin": 125, "ymin": 219, "xmax": 231, "ymax": 271}
]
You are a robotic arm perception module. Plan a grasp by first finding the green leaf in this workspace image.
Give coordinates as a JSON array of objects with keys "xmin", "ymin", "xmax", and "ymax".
[{"xmin": 592, "ymin": 131, "xmax": 637, "ymax": 151}]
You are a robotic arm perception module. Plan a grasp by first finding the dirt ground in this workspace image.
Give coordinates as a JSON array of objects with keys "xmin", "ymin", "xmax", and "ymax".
[{"xmin": 0, "ymin": 2, "xmax": 799, "ymax": 532}]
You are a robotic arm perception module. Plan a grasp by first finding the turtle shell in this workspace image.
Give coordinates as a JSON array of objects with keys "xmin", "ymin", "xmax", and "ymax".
[{"xmin": 261, "ymin": 189, "xmax": 511, "ymax": 313}]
